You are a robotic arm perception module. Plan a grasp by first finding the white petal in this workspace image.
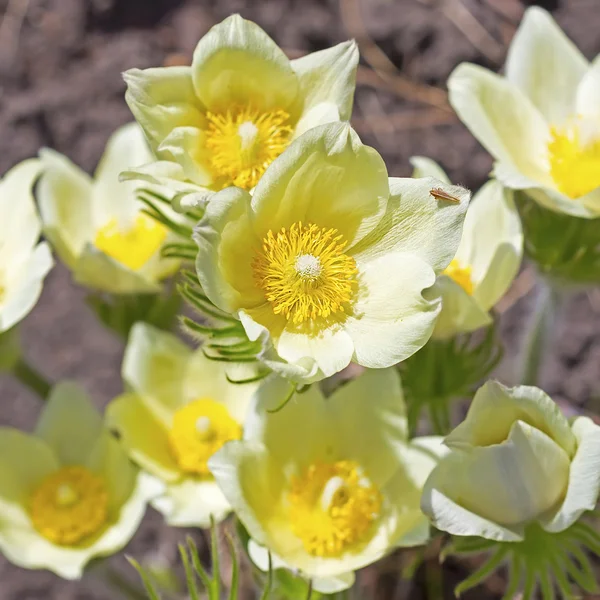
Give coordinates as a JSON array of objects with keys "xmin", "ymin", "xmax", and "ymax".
[
  {"xmin": 577, "ymin": 56, "xmax": 600, "ymax": 121},
  {"xmin": 157, "ymin": 126, "xmax": 212, "ymax": 186},
  {"xmin": 410, "ymin": 156, "xmax": 450, "ymax": 183}
]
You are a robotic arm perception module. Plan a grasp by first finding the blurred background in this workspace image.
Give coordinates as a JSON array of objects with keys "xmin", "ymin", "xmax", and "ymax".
[{"xmin": 0, "ymin": 0, "xmax": 599, "ymax": 598}]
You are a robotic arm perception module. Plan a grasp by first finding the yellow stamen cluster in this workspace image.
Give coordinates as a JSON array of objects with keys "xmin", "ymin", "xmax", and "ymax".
[
  {"xmin": 205, "ymin": 105, "xmax": 293, "ymax": 190},
  {"xmin": 95, "ymin": 213, "xmax": 167, "ymax": 271},
  {"xmin": 288, "ymin": 460, "xmax": 382, "ymax": 557},
  {"xmin": 29, "ymin": 466, "xmax": 108, "ymax": 546},
  {"xmin": 443, "ymin": 259, "xmax": 474, "ymax": 295},
  {"xmin": 548, "ymin": 122, "xmax": 600, "ymax": 199},
  {"xmin": 252, "ymin": 222, "xmax": 358, "ymax": 324},
  {"xmin": 168, "ymin": 399, "xmax": 242, "ymax": 476}
]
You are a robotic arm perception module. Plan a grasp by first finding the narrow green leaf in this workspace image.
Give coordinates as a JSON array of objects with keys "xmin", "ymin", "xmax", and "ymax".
[
  {"xmin": 186, "ymin": 536, "xmax": 213, "ymax": 592},
  {"xmin": 225, "ymin": 532, "xmax": 239, "ymax": 600},
  {"xmin": 210, "ymin": 516, "xmax": 220, "ymax": 600},
  {"xmin": 127, "ymin": 557, "xmax": 161, "ymax": 600},
  {"xmin": 454, "ymin": 548, "xmax": 507, "ymax": 597},
  {"xmin": 267, "ymin": 383, "xmax": 297, "ymax": 414},
  {"xmin": 259, "ymin": 553, "xmax": 273, "ymax": 600},
  {"xmin": 501, "ymin": 555, "xmax": 522, "ymax": 600},
  {"xmin": 179, "ymin": 544, "xmax": 200, "ymax": 600}
]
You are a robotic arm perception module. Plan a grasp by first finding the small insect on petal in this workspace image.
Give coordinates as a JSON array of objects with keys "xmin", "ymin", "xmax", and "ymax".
[{"xmin": 430, "ymin": 188, "xmax": 461, "ymax": 204}]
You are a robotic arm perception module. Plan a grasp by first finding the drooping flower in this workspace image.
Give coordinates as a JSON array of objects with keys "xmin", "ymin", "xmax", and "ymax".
[
  {"xmin": 448, "ymin": 7, "xmax": 600, "ymax": 218},
  {"xmin": 37, "ymin": 123, "xmax": 179, "ymax": 294},
  {"xmin": 412, "ymin": 157, "xmax": 522, "ymax": 338},
  {"xmin": 0, "ymin": 159, "xmax": 53, "ymax": 333},
  {"xmin": 193, "ymin": 122, "xmax": 470, "ymax": 383},
  {"xmin": 0, "ymin": 382, "xmax": 160, "ymax": 579},
  {"xmin": 209, "ymin": 368, "xmax": 444, "ymax": 593},
  {"xmin": 106, "ymin": 323, "xmax": 258, "ymax": 527},
  {"xmin": 124, "ymin": 14, "xmax": 359, "ymax": 193}
]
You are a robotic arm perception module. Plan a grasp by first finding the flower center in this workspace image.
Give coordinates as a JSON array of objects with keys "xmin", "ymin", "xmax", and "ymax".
[
  {"xmin": 252, "ymin": 222, "xmax": 358, "ymax": 324},
  {"xmin": 443, "ymin": 259, "xmax": 474, "ymax": 295},
  {"xmin": 204, "ymin": 105, "xmax": 293, "ymax": 190},
  {"xmin": 168, "ymin": 399, "xmax": 242, "ymax": 476},
  {"xmin": 548, "ymin": 119, "xmax": 600, "ymax": 199},
  {"xmin": 29, "ymin": 466, "xmax": 108, "ymax": 546},
  {"xmin": 95, "ymin": 213, "xmax": 167, "ymax": 271},
  {"xmin": 288, "ymin": 460, "xmax": 382, "ymax": 557}
]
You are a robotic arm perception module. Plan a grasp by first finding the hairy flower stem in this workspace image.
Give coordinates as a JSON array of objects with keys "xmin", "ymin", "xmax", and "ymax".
[{"xmin": 12, "ymin": 358, "xmax": 51, "ymax": 400}]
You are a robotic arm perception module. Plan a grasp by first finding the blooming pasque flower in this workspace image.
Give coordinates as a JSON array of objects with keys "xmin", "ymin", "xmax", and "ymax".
[
  {"xmin": 449, "ymin": 7, "xmax": 600, "ymax": 218},
  {"xmin": 0, "ymin": 159, "xmax": 53, "ymax": 332},
  {"xmin": 37, "ymin": 123, "xmax": 178, "ymax": 294},
  {"xmin": 106, "ymin": 323, "xmax": 257, "ymax": 527},
  {"xmin": 421, "ymin": 380, "xmax": 600, "ymax": 541},
  {"xmin": 0, "ymin": 382, "xmax": 160, "ymax": 579},
  {"xmin": 209, "ymin": 368, "xmax": 444, "ymax": 593},
  {"xmin": 194, "ymin": 122, "xmax": 470, "ymax": 382},
  {"xmin": 412, "ymin": 157, "xmax": 522, "ymax": 338}
]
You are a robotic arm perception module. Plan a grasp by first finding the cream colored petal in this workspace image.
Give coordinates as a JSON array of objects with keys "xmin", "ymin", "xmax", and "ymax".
[
  {"xmin": 505, "ymin": 7, "xmax": 588, "ymax": 123},
  {"xmin": 251, "ymin": 122, "xmax": 389, "ymax": 250},
  {"xmin": 410, "ymin": 156, "xmax": 450, "ymax": 183},
  {"xmin": 345, "ymin": 252, "xmax": 440, "ymax": 368},
  {"xmin": 446, "ymin": 381, "xmax": 576, "ymax": 455},
  {"xmin": 194, "ymin": 186, "xmax": 264, "ymax": 313},
  {"xmin": 540, "ymin": 416, "xmax": 600, "ymax": 533},
  {"xmin": 577, "ymin": 56, "xmax": 600, "ymax": 120},
  {"xmin": 122, "ymin": 323, "xmax": 191, "ymax": 425},
  {"xmin": 448, "ymin": 64, "xmax": 550, "ymax": 183},
  {"xmin": 37, "ymin": 149, "xmax": 94, "ymax": 267},
  {"xmin": 124, "ymin": 66, "xmax": 205, "ymax": 154},
  {"xmin": 352, "ymin": 177, "xmax": 469, "ymax": 275},
  {"xmin": 292, "ymin": 102, "xmax": 340, "ymax": 139},
  {"xmin": 106, "ymin": 393, "xmax": 180, "ymax": 482},
  {"xmin": 35, "ymin": 381, "xmax": 103, "ymax": 466},
  {"xmin": 191, "ymin": 14, "xmax": 298, "ymax": 113},
  {"xmin": 152, "ymin": 478, "xmax": 230, "ymax": 527},
  {"xmin": 291, "ymin": 40, "xmax": 358, "ymax": 122},
  {"xmin": 431, "ymin": 276, "xmax": 492, "ymax": 340}
]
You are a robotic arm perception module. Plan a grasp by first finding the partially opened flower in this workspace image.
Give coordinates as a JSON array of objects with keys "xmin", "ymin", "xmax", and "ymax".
[
  {"xmin": 194, "ymin": 122, "xmax": 470, "ymax": 382},
  {"xmin": 37, "ymin": 123, "xmax": 178, "ymax": 294},
  {"xmin": 0, "ymin": 382, "xmax": 160, "ymax": 579},
  {"xmin": 124, "ymin": 14, "xmax": 358, "ymax": 192},
  {"xmin": 209, "ymin": 368, "xmax": 444, "ymax": 593},
  {"xmin": 421, "ymin": 380, "xmax": 600, "ymax": 541},
  {"xmin": 0, "ymin": 159, "xmax": 53, "ymax": 333},
  {"xmin": 412, "ymin": 157, "xmax": 522, "ymax": 338},
  {"xmin": 106, "ymin": 323, "xmax": 257, "ymax": 527},
  {"xmin": 449, "ymin": 7, "xmax": 600, "ymax": 218}
]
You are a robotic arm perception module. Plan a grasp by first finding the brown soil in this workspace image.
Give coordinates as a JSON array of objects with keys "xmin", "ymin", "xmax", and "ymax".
[{"xmin": 1, "ymin": 0, "xmax": 600, "ymax": 598}]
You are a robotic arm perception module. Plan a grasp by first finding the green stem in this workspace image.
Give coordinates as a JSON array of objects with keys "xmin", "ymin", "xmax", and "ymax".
[
  {"xmin": 13, "ymin": 359, "xmax": 51, "ymax": 400},
  {"xmin": 102, "ymin": 566, "xmax": 149, "ymax": 600}
]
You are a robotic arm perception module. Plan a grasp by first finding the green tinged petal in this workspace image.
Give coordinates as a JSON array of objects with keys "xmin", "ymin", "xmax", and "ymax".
[{"xmin": 410, "ymin": 156, "xmax": 451, "ymax": 183}]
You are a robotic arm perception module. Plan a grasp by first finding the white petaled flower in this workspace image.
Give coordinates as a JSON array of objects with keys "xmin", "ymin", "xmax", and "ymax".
[
  {"xmin": 412, "ymin": 157, "xmax": 523, "ymax": 338},
  {"xmin": 209, "ymin": 368, "xmax": 445, "ymax": 593},
  {"xmin": 194, "ymin": 122, "xmax": 470, "ymax": 383},
  {"xmin": 0, "ymin": 159, "xmax": 53, "ymax": 332},
  {"xmin": 448, "ymin": 7, "xmax": 600, "ymax": 218},
  {"xmin": 106, "ymin": 323, "xmax": 258, "ymax": 527},
  {"xmin": 124, "ymin": 14, "xmax": 358, "ymax": 193},
  {"xmin": 0, "ymin": 382, "xmax": 161, "ymax": 579},
  {"xmin": 37, "ymin": 123, "xmax": 179, "ymax": 294},
  {"xmin": 421, "ymin": 380, "xmax": 600, "ymax": 541}
]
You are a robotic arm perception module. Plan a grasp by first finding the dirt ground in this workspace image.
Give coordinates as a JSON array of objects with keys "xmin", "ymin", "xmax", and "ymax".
[{"xmin": 1, "ymin": 0, "xmax": 600, "ymax": 598}]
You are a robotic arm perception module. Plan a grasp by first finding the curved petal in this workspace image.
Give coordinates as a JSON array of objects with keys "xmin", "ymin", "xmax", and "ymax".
[
  {"xmin": 577, "ymin": 56, "xmax": 600, "ymax": 121},
  {"xmin": 291, "ymin": 40, "xmax": 358, "ymax": 123},
  {"xmin": 106, "ymin": 393, "xmax": 180, "ymax": 482},
  {"xmin": 446, "ymin": 381, "xmax": 576, "ymax": 455},
  {"xmin": 352, "ymin": 177, "xmax": 469, "ymax": 275},
  {"xmin": 410, "ymin": 156, "xmax": 450, "ymax": 183},
  {"xmin": 37, "ymin": 149, "xmax": 94, "ymax": 267},
  {"xmin": 152, "ymin": 478, "xmax": 231, "ymax": 527},
  {"xmin": 157, "ymin": 126, "xmax": 212, "ymax": 186},
  {"xmin": 192, "ymin": 14, "xmax": 298, "ymax": 113},
  {"xmin": 35, "ymin": 382, "xmax": 103, "ymax": 467},
  {"xmin": 448, "ymin": 64, "xmax": 551, "ymax": 184},
  {"xmin": 124, "ymin": 66, "xmax": 205, "ymax": 153},
  {"xmin": 540, "ymin": 416, "xmax": 600, "ymax": 533},
  {"xmin": 293, "ymin": 102, "xmax": 341, "ymax": 139},
  {"xmin": 345, "ymin": 252, "xmax": 440, "ymax": 368},
  {"xmin": 505, "ymin": 7, "xmax": 587, "ymax": 123},
  {"xmin": 251, "ymin": 122, "xmax": 389, "ymax": 250}
]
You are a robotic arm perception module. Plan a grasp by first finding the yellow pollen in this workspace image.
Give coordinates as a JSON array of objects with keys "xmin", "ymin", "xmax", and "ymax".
[
  {"xmin": 95, "ymin": 213, "xmax": 167, "ymax": 271},
  {"xmin": 168, "ymin": 399, "xmax": 242, "ymax": 476},
  {"xmin": 204, "ymin": 105, "xmax": 293, "ymax": 190},
  {"xmin": 252, "ymin": 222, "xmax": 358, "ymax": 324},
  {"xmin": 29, "ymin": 466, "xmax": 108, "ymax": 546},
  {"xmin": 548, "ymin": 121, "xmax": 600, "ymax": 199},
  {"xmin": 288, "ymin": 460, "xmax": 382, "ymax": 557},
  {"xmin": 443, "ymin": 259, "xmax": 474, "ymax": 295}
]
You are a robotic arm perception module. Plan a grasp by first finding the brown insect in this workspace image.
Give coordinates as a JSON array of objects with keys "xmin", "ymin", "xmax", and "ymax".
[{"xmin": 430, "ymin": 187, "xmax": 461, "ymax": 204}]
